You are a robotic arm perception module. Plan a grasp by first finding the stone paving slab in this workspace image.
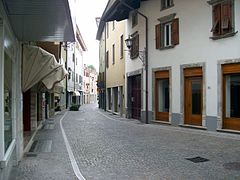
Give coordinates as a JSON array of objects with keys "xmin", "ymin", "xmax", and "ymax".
[
  {"xmin": 63, "ymin": 104, "xmax": 240, "ymax": 180},
  {"xmin": 9, "ymin": 104, "xmax": 240, "ymax": 180},
  {"xmin": 9, "ymin": 112, "xmax": 77, "ymax": 180}
]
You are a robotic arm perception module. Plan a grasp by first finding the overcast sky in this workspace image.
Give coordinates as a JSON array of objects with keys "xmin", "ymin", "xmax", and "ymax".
[{"xmin": 76, "ymin": 0, "xmax": 108, "ymax": 71}]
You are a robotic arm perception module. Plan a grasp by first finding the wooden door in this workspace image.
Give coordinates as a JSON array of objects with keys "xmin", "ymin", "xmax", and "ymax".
[
  {"xmin": 184, "ymin": 68, "xmax": 203, "ymax": 126},
  {"xmin": 131, "ymin": 75, "xmax": 141, "ymax": 119},
  {"xmin": 222, "ymin": 64, "xmax": 240, "ymax": 130},
  {"xmin": 155, "ymin": 71, "xmax": 169, "ymax": 121},
  {"xmin": 184, "ymin": 77, "xmax": 203, "ymax": 126}
]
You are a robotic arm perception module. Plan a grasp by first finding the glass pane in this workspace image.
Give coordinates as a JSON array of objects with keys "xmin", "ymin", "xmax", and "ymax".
[
  {"xmin": 225, "ymin": 74, "xmax": 240, "ymax": 118},
  {"xmin": 192, "ymin": 81, "xmax": 201, "ymax": 115},
  {"xmin": 158, "ymin": 79, "xmax": 169, "ymax": 112},
  {"xmin": 4, "ymin": 52, "xmax": 13, "ymax": 151}
]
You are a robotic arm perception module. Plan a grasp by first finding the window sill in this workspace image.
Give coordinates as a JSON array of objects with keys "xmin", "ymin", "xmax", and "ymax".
[
  {"xmin": 158, "ymin": 45, "xmax": 175, "ymax": 50},
  {"xmin": 160, "ymin": 4, "xmax": 174, "ymax": 11},
  {"xmin": 210, "ymin": 31, "xmax": 238, "ymax": 40},
  {"xmin": 0, "ymin": 139, "xmax": 16, "ymax": 169}
]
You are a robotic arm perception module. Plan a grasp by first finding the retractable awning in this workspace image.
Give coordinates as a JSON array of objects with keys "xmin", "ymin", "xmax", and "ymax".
[
  {"xmin": 22, "ymin": 45, "xmax": 67, "ymax": 92},
  {"xmin": 73, "ymin": 91, "xmax": 80, "ymax": 96}
]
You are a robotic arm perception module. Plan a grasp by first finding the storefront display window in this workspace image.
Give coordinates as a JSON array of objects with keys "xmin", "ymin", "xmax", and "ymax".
[{"xmin": 4, "ymin": 52, "xmax": 13, "ymax": 151}]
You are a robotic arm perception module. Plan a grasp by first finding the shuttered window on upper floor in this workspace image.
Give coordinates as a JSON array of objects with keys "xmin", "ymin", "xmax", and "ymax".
[
  {"xmin": 161, "ymin": 0, "xmax": 174, "ymax": 10},
  {"xmin": 155, "ymin": 18, "xmax": 179, "ymax": 50},
  {"xmin": 208, "ymin": 0, "xmax": 237, "ymax": 39},
  {"xmin": 130, "ymin": 33, "xmax": 139, "ymax": 59}
]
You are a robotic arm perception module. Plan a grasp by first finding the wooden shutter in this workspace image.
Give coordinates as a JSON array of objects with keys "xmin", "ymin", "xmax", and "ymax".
[
  {"xmin": 211, "ymin": 4, "xmax": 221, "ymax": 35},
  {"xmin": 171, "ymin": 18, "xmax": 179, "ymax": 45},
  {"xmin": 131, "ymin": 34, "xmax": 139, "ymax": 59},
  {"xmin": 221, "ymin": 1, "xmax": 232, "ymax": 31},
  {"xmin": 155, "ymin": 24, "xmax": 161, "ymax": 49}
]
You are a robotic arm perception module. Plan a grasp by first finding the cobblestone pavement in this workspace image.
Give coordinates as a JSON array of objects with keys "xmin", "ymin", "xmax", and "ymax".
[
  {"xmin": 10, "ymin": 104, "xmax": 240, "ymax": 180},
  {"xmin": 63, "ymin": 104, "xmax": 240, "ymax": 180},
  {"xmin": 9, "ymin": 111, "xmax": 77, "ymax": 180}
]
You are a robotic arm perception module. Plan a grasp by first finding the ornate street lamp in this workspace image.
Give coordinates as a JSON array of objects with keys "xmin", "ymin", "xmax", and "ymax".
[{"xmin": 125, "ymin": 35, "xmax": 133, "ymax": 50}]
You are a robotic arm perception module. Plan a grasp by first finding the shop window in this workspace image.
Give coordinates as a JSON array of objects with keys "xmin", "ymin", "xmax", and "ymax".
[
  {"xmin": 225, "ymin": 74, "xmax": 240, "ymax": 118},
  {"xmin": 155, "ymin": 18, "xmax": 179, "ymax": 49},
  {"xmin": 155, "ymin": 70, "xmax": 170, "ymax": 121},
  {"xmin": 208, "ymin": 0, "xmax": 236, "ymax": 39},
  {"xmin": 4, "ymin": 52, "xmax": 13, "ymax": 151},
  {"xmin": 157, "ymin": 79, "xmax": 169, "ymax": 112},
  {"xmin": 222, "ymin": 63, "xmax": 240, "ymax": 130}
]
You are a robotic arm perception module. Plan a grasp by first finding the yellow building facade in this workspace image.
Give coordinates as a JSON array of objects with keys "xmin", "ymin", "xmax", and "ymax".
[{"xmin": 106, "ymin": 20, "xmax": 126, "ymax": 116}]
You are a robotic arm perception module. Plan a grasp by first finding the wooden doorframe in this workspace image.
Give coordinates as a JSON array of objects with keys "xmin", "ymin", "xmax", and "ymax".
[
  {"xmin": 155, "ymin": 70, "xmax": 169, "ymax": 121},
  {"xmin": 222, "ymin": 63, "xmax": 240, "ymax": 130},
  {"xmin": 184, "ymin": 67, "xmax": 203, "ymax": 126}
]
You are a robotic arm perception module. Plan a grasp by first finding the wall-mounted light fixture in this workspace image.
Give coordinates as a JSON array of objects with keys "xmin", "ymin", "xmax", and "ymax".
[
  {"xmin": 67, "ymin": 67, "xmax": 72, "ymax": 79},
  {"xmin": 125, "ymin": 35, "xmax": 146, "ymax": 67}
]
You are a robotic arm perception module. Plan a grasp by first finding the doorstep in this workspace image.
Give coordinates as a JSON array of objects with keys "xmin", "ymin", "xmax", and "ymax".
[
  {"xmin": 179, "ymin": 124, "xmax": 207, "ymax": 130},
  {"xmin": 151, "ymin": 120, "xmax": 171, "ymax": 125},
  {"xmin": 217, "ymin": 128, "xmax": 240, "ymax": 135}
]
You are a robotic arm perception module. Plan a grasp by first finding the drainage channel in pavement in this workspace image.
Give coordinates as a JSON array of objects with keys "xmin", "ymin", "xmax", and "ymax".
[{"xmin": 185, "ymin": 156, "xmax": 210, "ymax": 163}]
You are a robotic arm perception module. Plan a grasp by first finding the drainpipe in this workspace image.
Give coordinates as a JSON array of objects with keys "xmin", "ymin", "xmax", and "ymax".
[
  {"xmin": 65, "ymin": 42, "xmax": 68, "ymax": 109},
  {"xmin": 119, "ymin": 0, "xmax": 149, "ymax": 124},
  {"xmin": 104, "ymin": 23, "xmax": 107, "ymax": 111}
]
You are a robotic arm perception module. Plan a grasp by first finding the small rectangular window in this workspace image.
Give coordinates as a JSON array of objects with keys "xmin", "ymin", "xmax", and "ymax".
[
  {"xmin": 106, "ymin": 22, "xmax": 109, "ymax": 38},
  {"xmin": 164, "ymin": 23, "xmax": 172, "ymax": 47},
  {"xmin": 106, "ymin": 51, "xmax": 109, "ymax": 68},
  {"xmin": 112, "ymin": 44, "xmax": 115, "ymax": 64},
  {"xmin": 161, "ymin": 0, "xmax": 173, "ymax": 10},
  {"xmin": 132, "ymin": 12, "xmax": 138, "ymax": 28},
  {"xmin": 112, "ymin": 21, "xmax": 115, "ymax": 30},
  {"xmin": 120, "ymin": 35, "xmax": 123, "ymax": 59}
]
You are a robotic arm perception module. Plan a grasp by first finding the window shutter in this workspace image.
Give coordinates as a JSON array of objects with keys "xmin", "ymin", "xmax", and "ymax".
[
  {"xmin": 155, "ymin": 24, "xmax": 161, "ymax": 49},
  {"xmin": 221, "ymin": 2, "xmax": 232, "ymax": 31},
  {"xmin": 130, "ymin": 34, "xmax": 139, "ymax": 59},
  {"xmin": 211, "ymin": 4, "xmax": 221, "ymax": 35},
  {"xmin": 171, "ymin": 18, "xmax": 179, "ymax": 45}
]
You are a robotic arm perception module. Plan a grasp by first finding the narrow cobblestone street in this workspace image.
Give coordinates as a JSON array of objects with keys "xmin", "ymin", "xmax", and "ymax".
[{"xmin": 10, "ymin": 104, "xmax": 240, "ymax": 180}]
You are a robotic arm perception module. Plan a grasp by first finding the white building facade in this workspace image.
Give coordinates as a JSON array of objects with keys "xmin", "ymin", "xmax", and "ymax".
[{"xmin": 100, "ymin": 0, "xmax": 240, "ymax": 132}]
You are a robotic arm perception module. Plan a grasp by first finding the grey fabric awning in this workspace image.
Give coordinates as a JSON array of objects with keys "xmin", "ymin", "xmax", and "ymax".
[
  {"xmin": 22, "ymin": 45, "xmax": 67, "ymax": 92},
  {"xmin": 73, "ymin": 91, "xmax": 80, "ymax": 96}
]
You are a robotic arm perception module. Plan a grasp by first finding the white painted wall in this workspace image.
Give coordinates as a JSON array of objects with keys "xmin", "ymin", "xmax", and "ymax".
[{"xmin": 126, "ymin": 0, "xmax": 240, "ymax": 117}]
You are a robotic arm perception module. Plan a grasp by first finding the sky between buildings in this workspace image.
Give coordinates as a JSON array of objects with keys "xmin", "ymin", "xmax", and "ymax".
[{"xmin": 76, "ymin": 0, "xmax": 108, "ymax": 72}]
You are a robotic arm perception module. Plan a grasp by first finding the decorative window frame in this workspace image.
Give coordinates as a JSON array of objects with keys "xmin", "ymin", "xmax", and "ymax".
[{"xmin": 155, "ymin": 13, "xmax": 179, "ymax": 50}]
